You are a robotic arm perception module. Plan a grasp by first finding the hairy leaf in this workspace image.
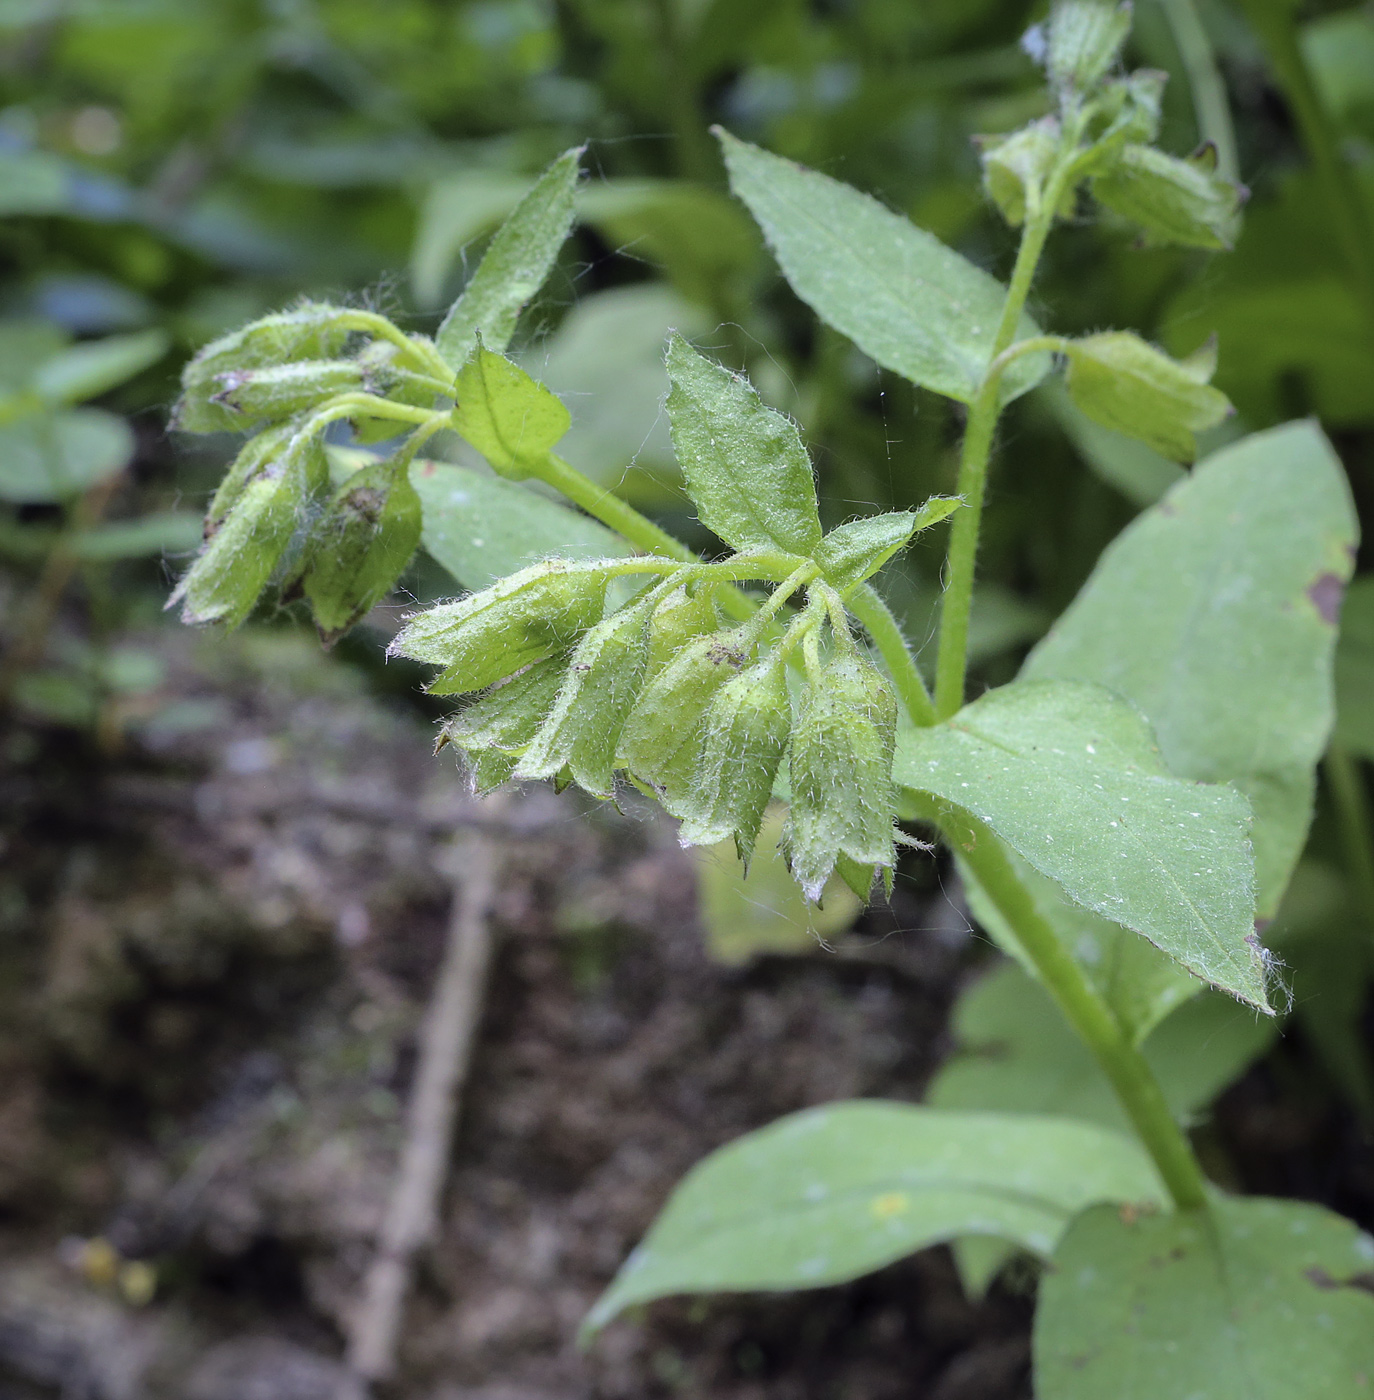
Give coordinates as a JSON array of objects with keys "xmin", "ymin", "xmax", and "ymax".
[
  {"xmin": 664, "ymin": 334, "xmax": 822, "ymax": 556},
  {"xmin": 894, "ymin": 680, "xmax": 1265, "ymax": 1007},
  {"xmin": 718, "ymin": 129, "xmax": 1050, "ymax": 405},
  {"xmin": 450, "ymin": 345, "xmax": 571, "ymax": 480},
  {"xmin": 435, "ymin": 147, "xmax": 582, "ymax": 370}
]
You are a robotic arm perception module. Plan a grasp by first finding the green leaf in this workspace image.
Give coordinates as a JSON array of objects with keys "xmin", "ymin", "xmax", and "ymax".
[
  {"xmin": 962, "ymin": 847, "xmax": 1204, "ymax": 1043},
  {"xmin": 815, "ymin": 498, "xmax": 960, "ymax": 594},
  {"xmin": 1335, "ymin": 577, "xmax": 1374, "ymax": 760},
  {"xmin": 1034, "ymin": 1196, "xmax": 1374, "ymax": 1399},
  {"xmin": 692, "ymin": 808, "xmax": 861, "ymax": 965},
  {"xmin": 664, "ymin": 334, "xmax": 822, "ymax": 557},
  {"xmin": 32, "ymin": 328, "xmax": 168, "ymax": 406},
  {"xmin": 409, "ymin": 458, "xmax": 629, "ymax": 591},
  {"xmin": 716, "ymin": 129, "xmax": 1051, "ymax": 405},
  {"xmin": 585, "ymin": 1102, "xmax": 1163, "ymax": 1334},
  {"xmin": 435, "ymin": 146, "xmax": 582, "ymax": 370},
  {"xmin": 929, "ymin": 961, "xmax": 1277, "ymax": 1134},
  {"xmin": 894, "ymin": 679, "xmax": 1266, "ymax": 1007},
  {"xmin": 0, "ymin": 407, "xmax": 134, "ymax": 504},
  {"xmin": 1062, "ymin": 331, "xmax": 1232, "ymax": 463},
  {"xmin": 449, "ymin": 345, "xmax": 571, "ymax": 480},
  {"xmin": 1024, "ymin": 421, "xmax": 1359, "ymax": 918}
]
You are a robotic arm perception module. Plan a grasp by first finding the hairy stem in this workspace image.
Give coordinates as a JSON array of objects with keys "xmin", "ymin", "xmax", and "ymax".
[
  {"xmin": 1159, "ymin": 0, "xmax": 1240, "ymax": 181},
  {"xmin": 848, "ymin": 583, "xmax": 936, "ymax": 725},
  {"xmin": 934, "ymin": 208, "xmax": 1057, "ymax": 719},
  {"xmin": 919, "ymin": 797, "xmax": 1210, "ymax": 1209}
]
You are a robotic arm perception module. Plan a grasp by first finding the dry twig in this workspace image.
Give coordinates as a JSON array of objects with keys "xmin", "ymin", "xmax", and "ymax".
[{"xmin": 337, "ymin": 830, "xmax": 502, "ymax": 1397}]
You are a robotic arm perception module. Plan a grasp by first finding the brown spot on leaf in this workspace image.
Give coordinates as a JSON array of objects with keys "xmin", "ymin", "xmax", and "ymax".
[{"xmin": 1307, "ymin": 572, "xmax": 1346, "ymax": 626}]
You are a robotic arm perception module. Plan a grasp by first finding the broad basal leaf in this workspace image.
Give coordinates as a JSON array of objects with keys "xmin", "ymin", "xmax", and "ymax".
[
  {"xmin": 410, "ymin": 458, "xmax": 627, "ymax": 591},
  {"xmin": 584, "ymin": 1102, "xmax": 1162, "ymax": 1333},
  {"xmin": 450, "ymin": 345, "xmax": 571, "ymax": 480},
  {"xmin": 665, "ymin": 334, "xmax": 822, "ymax": 557},
  {"xmin": 435, "ymin": 146, "xmax": 582, "ymax": 370},
  {"xmin": 717, "ymin": 129, "xmax": 1050, "ymax": 405},
  {"xmin": 894, "ymin": 679, "xmax": 1266, "ymax": 1007},
  {"xmin": 1035, "ymin": 1196, "xmax": 1374, "ymax": 1400},
  {"xmin": 1024, "ymin": 420, "xmax": 1358, "ymax": 918}
]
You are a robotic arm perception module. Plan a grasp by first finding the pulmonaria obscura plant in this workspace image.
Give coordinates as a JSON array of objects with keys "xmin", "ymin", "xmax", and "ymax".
[{"xmin": 169, "ymin": 5, "xmax": 1374, "ymax": 1395}]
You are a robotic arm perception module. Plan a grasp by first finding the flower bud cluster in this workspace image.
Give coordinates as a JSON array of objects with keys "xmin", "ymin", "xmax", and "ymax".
[
  {"xmin": 982, "ymin": 0, "xmax": 1243, "ymax": 250},
  {"xmin": 169, "ymin": 303, "xmax": 447, "ymax": 639},
  {"xmin": 394, "ymin": 561, "xmax": 901, "ymax": 903}
]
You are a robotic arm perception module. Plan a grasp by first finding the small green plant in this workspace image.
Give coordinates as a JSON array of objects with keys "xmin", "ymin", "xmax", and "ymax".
[{"xmin": 167, "ymin": 3, "xmax": 1374, "ymax": 1391}]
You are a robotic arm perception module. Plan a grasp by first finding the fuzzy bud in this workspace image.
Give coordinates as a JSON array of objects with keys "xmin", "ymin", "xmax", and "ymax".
[
  {"xmin": 515, "ymin": 599, "xmax": 653, "ymax": 798},
  {"xmin": 1046, "ymin": 1, "xmax": 1133, "ymax": 93},
  {"xmin": 677, "ymin": 654, "xmax": 791, "ymax": 867},
  {"xmin": 977, "ymin": 118, "xmax": 1073, "ymax": 228},
  {"xmin": 783, "ymin": 650, "xmax": 897, "ymax": 903},
  {"xmin": 1063, "ymin": 330, "xmax": 1231, "ymax": 462},
  {"xmin": 171, "ymin": 429, "xmax": 327, "ymax": 628},
  {"xmin": 618, "ymin": 627, "xmax": 750, "ymax": 816},
  {"xmin": 437, "ymin": 656, "xmax": 568, "ymax": 794},
  {"xmin": 645, "ymin": 585, "xmax": 722, "ymax": 680},
  {"xmin": 295, "ymin": 455, "xmax": 424, "ymax": 643},
  {"xmin": 390, "ymin": 559, "xmax": 612, "ymax": 696},
  {"xmin": 175, "ymin": 304, "xmax": 358, "ymax": 433},
  {"xmin": 198, "ymin": 359, "xmax": 371, "ymax": 430},
  {"xmin": 1091, "ymin": 142, "xmax": 1244, "ymax": 249}
]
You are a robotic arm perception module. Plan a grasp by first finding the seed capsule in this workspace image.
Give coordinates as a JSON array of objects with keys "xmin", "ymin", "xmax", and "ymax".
[
  {"xmin": 172, "ymin": 429, "xmax": 328, "ymax": 628},
  {"xmin": 618, "ymin": 627, "xmax": 750, "ymax": 817},
  {"xmin": 437, "ymin": 656, "xmax": 568, "ymax": 793},
  {"xmin": 516, "ymin": 599, "xmax": 653, "ymax": 798},
  {"xmin": 677, "ymin": 654, "xmax": 791, "ymax": 867},
  {"xmin": 296, "ymin": 455, "xmax": 424, "ymax": 643},
  {"xmin": 784, "ymin": 649, "xmax": 897, "ymax": 903},
  {"xmin": 390, "ymin": 559, "xmax": 613, "ymax": 695},
  {"xmin": 176, "ymin": 303, "xmax": 358, "ymax": 433}
]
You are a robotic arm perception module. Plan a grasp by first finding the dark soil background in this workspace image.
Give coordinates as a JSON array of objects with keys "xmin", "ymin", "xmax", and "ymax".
[{"xmin": 0, "ymin": 625, "xmax": 1369, "ymax": 1400}]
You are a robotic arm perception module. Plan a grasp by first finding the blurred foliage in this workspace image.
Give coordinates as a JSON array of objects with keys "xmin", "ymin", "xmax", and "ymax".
[{"xmin": 1, "ymin": 0, "xmax": 1373, "ymax": 1110}]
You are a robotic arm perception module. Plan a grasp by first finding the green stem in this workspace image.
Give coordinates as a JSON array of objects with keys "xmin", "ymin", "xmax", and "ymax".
[
  {"xmin": 848, "ymin": 583, "xmax": 936, "ymax": 726},
  {"xmin": 1159, "ymin": 0, "xmax": 1240, "ymax": 181},
  {"xmin": 921, "ymin": 798, "xmax": 1209, "ymax": 1210},
  {"xmin": 1235, "ymin": 0, "xmax": 1374, "ymax": 326},
  {"xmin": 934, "ymin": 207, "xmax": 1059, "ymax": 719},
  {"xmin": 530, "ymin": 451, "xmax": 758, "ymax": 622},
  {"xmin": 1325, "ymin": 745, "xmax": 1374, "ymax": 940}
]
